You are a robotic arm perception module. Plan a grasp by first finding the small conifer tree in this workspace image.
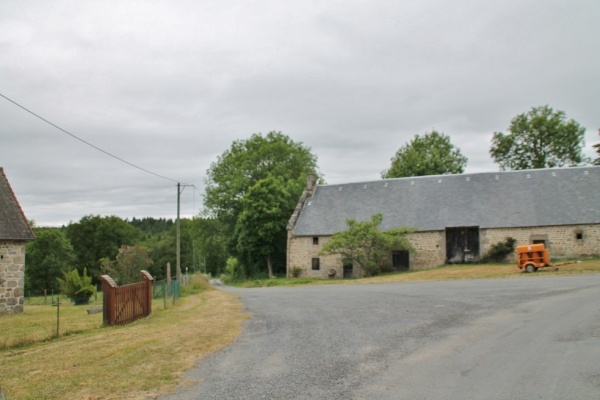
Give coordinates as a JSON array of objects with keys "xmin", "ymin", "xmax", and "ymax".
[{"xmin": 57, "ymin": 268, "xmax": 96, "ymax": 305}]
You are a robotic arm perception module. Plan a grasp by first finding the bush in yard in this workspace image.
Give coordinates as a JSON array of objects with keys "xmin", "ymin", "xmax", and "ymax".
[
  {"xmin": 291, "ymin": 266, "xmax": 303, "ymax": 278},
  {"xmin": 57, "ymin": 268, "xmax": 96, "ymax": 305},
  {"xmin": 481, "ymin": 237, "xmax": 517, "ymax": 263}
]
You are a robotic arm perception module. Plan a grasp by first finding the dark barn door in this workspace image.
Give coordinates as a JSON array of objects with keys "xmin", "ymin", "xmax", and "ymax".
[
  {"xmin": 392, "ymin": 250, "xmax": 410, "ymax": 271},
  {"xmin": 446, "ymin": 227, "xmax": 480, "ymax": 263},
  {"xmin": 343, "ymin": 261, "xmax": 353, "ymax": 278}
]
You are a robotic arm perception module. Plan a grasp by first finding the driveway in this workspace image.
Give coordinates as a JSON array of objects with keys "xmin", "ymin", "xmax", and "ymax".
[{"xmin": 160, "ymin": 275, "xmax": 600, "ymax": 399}]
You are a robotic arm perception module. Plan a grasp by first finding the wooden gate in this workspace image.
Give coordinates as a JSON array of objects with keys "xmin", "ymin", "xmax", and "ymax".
[{"xmin": 101, "ymin": 271, "xmax": 154, "ymax": 326}]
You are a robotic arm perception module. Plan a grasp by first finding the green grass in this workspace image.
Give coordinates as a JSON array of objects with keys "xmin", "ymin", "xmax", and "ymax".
[
  {"xmin": 229, "ymin": 258, "xmax": 600, "ymax": 288},
  {"xmin": 0, "ymin": 274, "xmax": 247, "ymax": 400},
  {"xmin": 1, "ymin": 284, "xmax": 179, "ymax": 350},
  {"xmin": 0, "ymin": 296, "xmax": 104, "ymax": 350}
]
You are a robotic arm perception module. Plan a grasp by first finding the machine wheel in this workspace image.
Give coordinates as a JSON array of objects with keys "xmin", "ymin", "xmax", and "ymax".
[{"xmin": 525, "ymin": 264, "xmax": 535, "ymax": 273}]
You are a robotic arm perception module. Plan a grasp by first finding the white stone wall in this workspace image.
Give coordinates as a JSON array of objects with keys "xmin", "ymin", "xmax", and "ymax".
[
  {"xmin": 0, "ymin": 240, "xmax": 26, "ymax": 314},
  {"xmin": 287, "ymin": 223, "xmax": 600, "ymax": 278}
]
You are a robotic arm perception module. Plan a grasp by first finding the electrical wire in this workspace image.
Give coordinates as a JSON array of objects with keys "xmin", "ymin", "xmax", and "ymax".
[{"xmin": 0, "ymin": 92, "xmax": 190, "ymax": 185}]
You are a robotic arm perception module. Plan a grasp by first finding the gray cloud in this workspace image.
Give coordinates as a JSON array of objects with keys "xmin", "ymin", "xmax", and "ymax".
[{"xmin": 1, "ymin": 0, "xmax": 598, "ymax": 226}]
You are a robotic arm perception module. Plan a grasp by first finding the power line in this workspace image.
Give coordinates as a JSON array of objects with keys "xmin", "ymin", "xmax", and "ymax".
[{"xmin": 1, "ymin": 92, "xmax": 188, "ymax": 185}]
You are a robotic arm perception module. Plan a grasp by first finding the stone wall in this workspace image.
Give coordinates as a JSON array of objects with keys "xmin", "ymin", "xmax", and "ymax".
[
  {"xmin": 0, "ymin": 240, "xmax": 26, "ymax": 314},
  {"xmin": 405, "ymin": 231, "xmax": 446, "ymax": 269},
  {"xmin": 287, "ymin": 234, "xmax": 342, "ymax": 278},
  {"xmin": 287, "ymin": 223, "xmax": 600, "ymax": 278},
  {"xmin": 480, "ymin": 224, "xmax": 600, "ymax": 261}
]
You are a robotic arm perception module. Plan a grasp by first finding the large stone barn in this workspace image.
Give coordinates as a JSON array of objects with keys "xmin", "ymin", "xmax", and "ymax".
[
  {"xmin": 0, "ymin": 168, "xmax": 35, "ymax": 314},
  {"xmin": 287, "ymin": 167, "xmax": 600, "ymax": 279}
]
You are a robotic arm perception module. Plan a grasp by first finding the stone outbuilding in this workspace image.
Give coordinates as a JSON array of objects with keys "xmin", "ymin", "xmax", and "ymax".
[
  {"xmin": 0, "ymin": 167, "xmax": 35, "ymax": 314},
  {"xmin": 287, "ymin": 167, "xmax": 600, "ymax": 278}
]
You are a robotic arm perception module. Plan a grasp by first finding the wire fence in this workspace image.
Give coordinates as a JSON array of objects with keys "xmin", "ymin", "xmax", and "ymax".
[
  {"xmin": 153, "ymin": 278, "xmax": 181, "ymax": 308},
  {"xmin": 1, "ymin": 280, "xmax": 181, "ymax": 350}
]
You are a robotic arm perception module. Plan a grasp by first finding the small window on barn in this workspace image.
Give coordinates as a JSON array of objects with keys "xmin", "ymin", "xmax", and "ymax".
[
  {"xmin": 312, "ymin": 257, "xmax": 320, "ymax": 270},
  {"xmin": 313, "ymin": 237, "xmax": 319, "ymax": 245},
  {"xmin": 575, "ymin": 231, "xmax": 583, "ymax": 240}
]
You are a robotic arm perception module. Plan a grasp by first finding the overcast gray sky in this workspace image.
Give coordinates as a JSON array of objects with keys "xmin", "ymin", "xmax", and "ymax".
[{"xmin": 1, "ymin": 0, "xmax": 599, "ymax": 227}]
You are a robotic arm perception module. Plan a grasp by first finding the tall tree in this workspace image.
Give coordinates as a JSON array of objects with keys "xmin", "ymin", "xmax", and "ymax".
[
  {"xmin": 204, "ymin": 131, "xmax": 318, "ymax": 276},
  {"xmin": 382, "ymin": 131, "xmax": 467, "ymax": 178},
  {"xmin": 66, "ymin": 215, "xmax": 142, "ymax": 283},
  {"xmin": 25, "ymin": 228, "xmax": 76, "ymax": 291},
  {"xmin": 490, "ymin": 105, "xmax": 586, "ymax": 170},
  {"xmin": 205, "ymin": 131, "xmax": 318, "ymax": 221},
  {"xmin": 320, "ymin": 214, "xmax": 415, "ymax": 277},
  {"xmin": 143, "ymin": 219, "xmax": 194, "ymax": 280},
  {"xmin": 235, "ymin": 177, "xmax": 294, "ymax": 278},
  {"xmin": 189, "ymin": 216, "xmax": 228, "ymax": 276}
]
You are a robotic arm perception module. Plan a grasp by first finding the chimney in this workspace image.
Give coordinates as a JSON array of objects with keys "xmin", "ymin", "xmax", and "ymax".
[{"xmin": 306, "ymin": 173, "xmax": 316, "ymax": 191}]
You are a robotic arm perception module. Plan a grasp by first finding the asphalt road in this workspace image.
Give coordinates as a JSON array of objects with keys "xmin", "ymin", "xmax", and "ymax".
[{"xmin": 160, "ymin": 275, "xmax": 600, "ymax": 400}]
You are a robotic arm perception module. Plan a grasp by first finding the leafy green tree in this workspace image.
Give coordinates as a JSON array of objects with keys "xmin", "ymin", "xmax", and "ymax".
[
  {"xmin": 204, "ymin": 131, "xmax": 319, "ymax": 276},
  {"xmin": 145, "ymin": 233, "xmax": 174, "ymax": 280},
  {"xmin": 129, "ymin": 217, "xmax": 174, "ymax": 238},
  {"xmin": 189, "ymin": 217, "xmax": 228, "ymax": 276},
  {"xmin": 382, "ymin": 131, "xmax": 467, "ymax": 178},
  {"xmin": 235, "ymin": 177, "xmax": 294, "ymax": 278},
  {"xmin": 66, "ymin": 215, "xmax": 142, "ymax": 283},
  {"xmin": 25, "ymin": 228, "xmax": 76, "ymax": 291},
  {"xmin": 58, "ymin": 268, "xmax": 96, "ymax": 305},
  {"xmin": 490, "ymin": 105, "xmax": 587, "ymax": 170},
  {"xmin": 205, "ymin": 131, "xmax": 318, "ymax": 220},
  {"xmin": 101, "ymin": 245, "xmax": 153, "ymax": 285},
  {"xmin": 320, "ymin": 214, "xmax": 415, "ymax": 277}
]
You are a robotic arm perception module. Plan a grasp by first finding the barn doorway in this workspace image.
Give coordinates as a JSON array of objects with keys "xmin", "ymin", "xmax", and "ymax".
[
  {"xmin": 446, "ymin": 227, "xmax": 480, "ymax": 263},
  {"xmin": 392, "ymin": 250, "xmax": 410, "ymax": 271},
  {"xmin": 343, "ymin": 260, "xmax": 353, "ymax": 279}
]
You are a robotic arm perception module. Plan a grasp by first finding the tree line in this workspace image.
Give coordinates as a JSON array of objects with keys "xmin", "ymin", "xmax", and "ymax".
[
  {"xmin": 25, "ymin": 216, "xmax": 228, "ymax": 291},
  {"xmin": 26, "ymin": 105, "xmax": 600, "ymax": 287}
]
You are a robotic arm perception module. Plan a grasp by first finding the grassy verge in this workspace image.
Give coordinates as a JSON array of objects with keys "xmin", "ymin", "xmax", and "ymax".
[
  {"xmin": 0, "ymin": 275, "xmax": 248, "ymax": 400},
  {"xmin": 1, "ymin": 261, "xmax": 598, "ymax": 399},
  {"xmin": 0, "ymin": 295, "xmax": 104, "ymax": 350},
  {"xmin": 229, "ymin": 258, "xmax": 600, "ymax": 287}
]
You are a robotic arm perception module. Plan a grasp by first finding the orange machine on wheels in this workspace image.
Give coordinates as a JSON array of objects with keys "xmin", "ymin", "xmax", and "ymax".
[
  {"xmin": 516, "ymin": 243, "xmax": 553, "ymax": 273},
  {"xmin": 516, "ymin": 243, "xmax": 578, "ymax": 273}
]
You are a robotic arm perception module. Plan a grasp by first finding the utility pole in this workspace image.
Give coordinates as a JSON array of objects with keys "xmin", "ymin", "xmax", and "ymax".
[
  {"xmin": 176, "ymin": 182, "xmax": 193, "ymax": 282},
  {"xmin": 177, "ymin": 183, "xmax": 182, "ymax": 281}
]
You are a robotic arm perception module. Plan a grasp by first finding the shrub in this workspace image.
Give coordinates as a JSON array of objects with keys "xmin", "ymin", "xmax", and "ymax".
[
  {"xmin": 57, "ymin": 268, "xmax": 96, "ymax": 305},
  {"xmin": 291, "ymin": 267, "xmax": 303, "ymax": 278},
  {"xmin": 482, "ymin": 237, "xmax": 517, "ymax": 263},
  {"xmin": 224, "ymin": 257, "xmax": 243, "ymax": 280}
]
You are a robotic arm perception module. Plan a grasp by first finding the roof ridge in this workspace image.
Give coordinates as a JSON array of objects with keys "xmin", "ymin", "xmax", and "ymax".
[{"xmin": 317, "ymin": 166, "xmax": 600, "ymax": 187}]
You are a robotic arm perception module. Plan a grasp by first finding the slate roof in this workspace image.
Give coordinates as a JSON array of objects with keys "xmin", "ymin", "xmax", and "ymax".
[
  {"xmin": 291, "ymin": 166, "xmax": 600, "ymax": 236},
  {"xmin": 0, "ymin": 168, "xmax": 35, "ymax": 240}
]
